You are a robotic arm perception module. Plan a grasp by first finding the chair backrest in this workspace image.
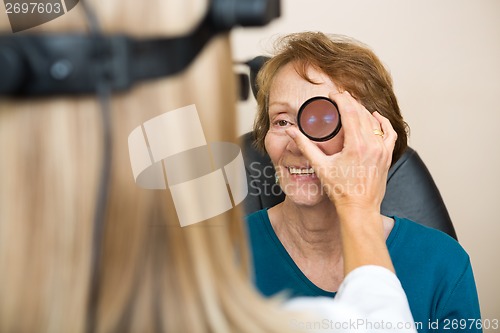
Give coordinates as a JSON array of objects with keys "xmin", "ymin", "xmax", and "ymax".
[
  {"xmin": 240, "ymin": 132, "xmax": 457, "ymax": 239},
  {"xmin": 238, "ymin": 56, "xmax": 457, "ymax": 240}
]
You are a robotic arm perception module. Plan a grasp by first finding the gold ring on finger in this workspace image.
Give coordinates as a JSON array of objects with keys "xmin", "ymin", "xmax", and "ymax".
[{"xmin": 373, "ymin": 129, "xmax": 385, "ymax": 137}]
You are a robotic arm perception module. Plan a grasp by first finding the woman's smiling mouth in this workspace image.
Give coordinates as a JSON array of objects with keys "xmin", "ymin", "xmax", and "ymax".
[{"xmin": 287, "ymin": 166, "xmax": 315, "ymax": 176}]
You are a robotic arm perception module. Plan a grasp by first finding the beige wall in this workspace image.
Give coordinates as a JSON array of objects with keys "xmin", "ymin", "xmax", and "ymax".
[{"xmin": 231, "ymin": 0, "xmax": 500, "ymax": 321}]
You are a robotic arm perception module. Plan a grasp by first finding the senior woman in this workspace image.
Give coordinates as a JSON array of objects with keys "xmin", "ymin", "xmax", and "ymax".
[{"xmin": 246, "ymin": 32, "xmax": 482, "ymax": 332}]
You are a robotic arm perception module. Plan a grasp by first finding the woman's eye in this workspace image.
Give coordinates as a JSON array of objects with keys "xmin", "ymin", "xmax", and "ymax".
[{"xmin": 275, "ymin": 120, "xmax": 291, "ymax": 127}]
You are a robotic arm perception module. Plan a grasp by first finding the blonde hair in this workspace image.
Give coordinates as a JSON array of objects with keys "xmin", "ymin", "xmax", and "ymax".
[
  {"xmin": 254, "ymin": 32, "xmax": 409, "ymax": 165},
  {"xmin": 0, "ymin": 1, "xmax": 296, "ymax": 332}
]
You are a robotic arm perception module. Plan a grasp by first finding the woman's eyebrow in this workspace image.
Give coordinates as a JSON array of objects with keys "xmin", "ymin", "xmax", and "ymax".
[
  {"xmin": 268, "ymin": 103, "xmax": 293, "ymax": 118},
  {"xmin": 269, "ymin": 101, "xmax": 293, "ymax": 109}
]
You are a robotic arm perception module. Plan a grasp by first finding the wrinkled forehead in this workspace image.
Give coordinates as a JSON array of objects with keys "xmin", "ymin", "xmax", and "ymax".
[{"xmin": 269, "ymin": 62, "xmax": 338, "ymax": 109}]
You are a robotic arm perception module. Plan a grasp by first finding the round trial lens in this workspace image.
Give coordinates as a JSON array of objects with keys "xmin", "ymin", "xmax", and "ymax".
[{"xmin": 297, "ymin": 96, "xmax": 341, "ymax": 141}]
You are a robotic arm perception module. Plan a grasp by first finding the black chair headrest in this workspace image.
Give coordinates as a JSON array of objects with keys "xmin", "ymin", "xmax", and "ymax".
[{"xmin": 245, "ymin": 55, "xmax": 270, "ymax": 99}]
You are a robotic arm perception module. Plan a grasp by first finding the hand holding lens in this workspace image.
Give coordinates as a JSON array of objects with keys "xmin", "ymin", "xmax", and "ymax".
[{"xmin": 297, "ymin": 96, "xmax": 341, "ymax": 141}]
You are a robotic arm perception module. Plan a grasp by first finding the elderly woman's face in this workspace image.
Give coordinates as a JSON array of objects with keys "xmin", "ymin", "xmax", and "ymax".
[{"xmin": 265, "ymin": 63, "xmax": 344, "ymax": 206}]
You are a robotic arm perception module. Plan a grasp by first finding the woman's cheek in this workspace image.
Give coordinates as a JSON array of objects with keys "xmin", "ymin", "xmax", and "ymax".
[{"xmin": 265, "ymin": 132, "xmax": 286, "ymax": 162}]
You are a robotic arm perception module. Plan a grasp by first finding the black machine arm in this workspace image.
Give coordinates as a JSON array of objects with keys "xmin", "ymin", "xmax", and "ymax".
[{"xmin": 0, "ymin": 0, "xmax": 280, "ymax": 97}]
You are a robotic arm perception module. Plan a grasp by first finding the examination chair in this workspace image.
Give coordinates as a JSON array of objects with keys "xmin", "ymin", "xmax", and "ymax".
[{"xmin": 238, "ymin": 56, "xmax": 458, "ymax": 240}]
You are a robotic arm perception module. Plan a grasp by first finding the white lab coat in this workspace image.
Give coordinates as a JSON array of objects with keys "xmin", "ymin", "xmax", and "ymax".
[{"xmin": 284, "ymin": 265, "xmax": 417, "ymax": 333}]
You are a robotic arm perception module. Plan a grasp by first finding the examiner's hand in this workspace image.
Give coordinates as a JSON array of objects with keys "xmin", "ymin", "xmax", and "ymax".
[{"xmin": 286, "ymin": 91, "xmax": 397, "ymax": 214}]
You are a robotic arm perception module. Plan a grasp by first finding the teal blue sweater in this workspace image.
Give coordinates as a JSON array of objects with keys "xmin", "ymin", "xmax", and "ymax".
[{"xmin": 246, "ymin": 210, "xmax": 482, "ymax": 333}]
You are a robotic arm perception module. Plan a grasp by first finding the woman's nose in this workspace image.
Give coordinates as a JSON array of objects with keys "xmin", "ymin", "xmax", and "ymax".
[{"xmin": 286, "ymin": 136, "xmax": 302, "ymax": 155}]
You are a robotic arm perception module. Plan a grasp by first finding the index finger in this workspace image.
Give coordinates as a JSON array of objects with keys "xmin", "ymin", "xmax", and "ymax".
[{"xmin": 285, "ymin": 127, "xmax": 327, "ymax": 171}]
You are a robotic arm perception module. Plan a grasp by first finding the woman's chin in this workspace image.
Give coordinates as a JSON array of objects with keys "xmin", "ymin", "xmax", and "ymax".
[{"xmin": 283, "ymin": 190, "xmax": 329, "ymax": 208}]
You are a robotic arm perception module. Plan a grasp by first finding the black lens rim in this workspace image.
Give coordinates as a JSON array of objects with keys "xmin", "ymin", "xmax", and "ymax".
[{"xmin": 297, "ymin": 96, "xmax": 342, "ymax": 142}]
